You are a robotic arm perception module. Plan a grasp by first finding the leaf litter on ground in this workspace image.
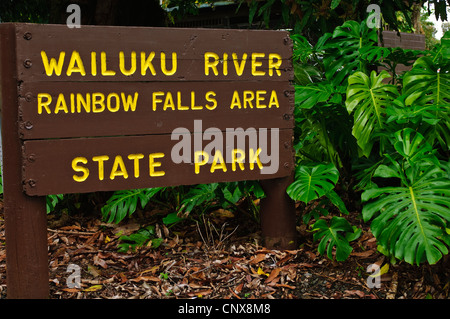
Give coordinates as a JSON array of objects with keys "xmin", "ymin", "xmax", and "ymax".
[{"xmin": 0, "ymin": 206, "xmax": 449, "ymax": 299}]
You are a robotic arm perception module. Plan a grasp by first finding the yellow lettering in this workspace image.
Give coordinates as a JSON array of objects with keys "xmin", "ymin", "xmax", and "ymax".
[
  {"xmin": 177, "ymin": 91, "xmax": 189, "ymax": 110},
  {"xmin": 77, "ymin": 93, "xmax": 91, "ymax": 113},
  {"xmin": 268, "ymin": 90, "xmax": 279, "ymax": 108},
  {"xmin": 92, "ymin": 155, "xmax": 109, "ymax": 181},
  {"xmin": 66, "ymin": 51, "xmax": 86, "ymax": 76},
  {"xmin": 152, "ymin": 91, "xmax": 164, "ymax": 111},
  {"xmin": 37, "ymin": 93, "xmax": 52, "ymax": 114},
  {"xmin": 101, "ymin": 51, "xmax": 116, "ymax": 76},
  {"xmin": 54, "ymin": 93, "xmax": 69, "ymax": 114},
  {"xmin": 161, "ymin": 52, "xmax": 177, "ymax": 76},
  {"xmin": 232, "ymin": 53, "xmax": 247, "ymax": 76},
  {"xmin": 70, "ymin": 93, "xmax": 75, "ymax": 113},
  {"xmin": 119, "ymin": 51, "xmax": 136, "ymax": 76},
  {"xmin": 230, "ymin": 90, "xmax": 241, "ymax": 109},
  {"xmin": 249, "ymin": 148, "xmax": 263, "ymax": 170},
  {"xmin": 256, "ymin": 90, "xmax": 267, "ymax": 108},
  {"xmin": 110, "ymin": 155, "xmax": 128, "ymax": 180},
  {"xmin": 252, "ymin": 53, "xmax": 265, "ymax": 76},
  {"xmin": 243, "ymin": 90, "xmax": 255, "ymax": 109},
  {"xmin": 223, "ymin": 53, "xmax": 228, "ymax": 76},
  {"xmin": 92, "ymin": 93, "xmax": 105, "ymax": 113},
  {"xmin": 194, "ymin": 151, "xmax": 209, "ymax": 174},
  {"xmin": 72, "ymin": 157, "xmax": 89, "ymax": 182},
  {"xmin": 163, "ymin": 92, "xmax": 175, "ymax": 111},
  {"xmin": 41, "ymin": 51, "xmax": 65, "ymax": 76},
  {"xmin": 205, "ymin": 52, "xmax": 219, "ymax": 76},
  {"xmin": 191, "ymin": 91, "xmax": 202, "ymax": 110},
  {"xmin": 231, "ymin": 149, "xmax": 245, "ymax": 171},
  {"xmin": 149, "ymin": 153, "xmax": 165, "ymax": 177},
  {"xmin": 91, "ymin": 52, "xmax": 97, "ymax": 76},
  {"xmin": 210, "ymin": 150, "xmax": 227, "ymax": 173},
  {"xmin": 107, "ymin": 93, "xmax": 120, "ymax": 112},
  {"xmin": 121, "ymin": 92, "xmax": 138, "ymax": 112},
  {"xmin": 268, "ymin": 53, "xmax": 282, "ymax": 76},
  {"xmin": 141, "ymin": 52, "xmax": 156, "ymax": 76},
  {"xmin": 205, "ymin": 91, "xmax": 217, "ymax": 110},
  {"xmin": 128, "ymin": 153, "xmax": 144, "ymax": 178}
]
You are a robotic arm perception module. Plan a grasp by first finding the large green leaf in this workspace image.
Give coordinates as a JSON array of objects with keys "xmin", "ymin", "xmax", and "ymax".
[
  {"xmin": 286, "ymin": 163, "xmax": 339, "ymax": 204},
  {"xmin": 312, "ymin": 216, "xmax": 361, "ymax": 261},
  {"xmin": 295, "ymin": 82, "xmax": 335, "ymax": 109},
  {"xmin": 346, "ymin": 70, "xmax": 399, "ymax": 157},
  {"xmin": 117, "ymin": 225, "xmax": 163, "ymax": 252},
  {"xmin": 178, "ymin": 183, "xmax": 219, "ymax": 215},
  {"xmin": 429, "ymin": 30, "xmax": 450, "ymax": 63},
  {"xmin": 401, "ymin": 55, "xmax": 450, "ymax": 150},
  {"xmin": 330, "ymin": 0, "xmax": 341, "ymax": 10},
  {"xmin": 392, "ymin": 128, "xmax": 437, "ymax": 167},
  {"xmin": 403, "ymin": 56, "xmax": 450, "ymax": 106},
  {"xmin": 46, "ymin": 194, "xmax": 64, "ymax": 213},
  {"xmin": 323, "ymin": 20, "xmax": 378, "ymax": 86},
  {"xmin": 294, "ymin": 64, "xmax": 323, "ymax": 85},
  {"xmin": 362, "ymin": 172, "xmax": 450, "ymax": 265},
  {"xmin": 102, "ymin": 187, "xmax": 163, "ymax": 223},
  {"xmin": 385, "ymin": 95, "xmax": 450, "ymax": 150},
  {"xmin": 294, "ymin": 86, "xmax": 356, "ymax": 168},
  {"xmin": 362, "ymin": 132, "xmax": 450, "ymax": 265},
  {"xmin": 386, "ymin": 95, "xmax": 444, "ymax": 126},
  {"xmin": 291, "ymin": 33, "xmax": 315, "ymax": 64}
]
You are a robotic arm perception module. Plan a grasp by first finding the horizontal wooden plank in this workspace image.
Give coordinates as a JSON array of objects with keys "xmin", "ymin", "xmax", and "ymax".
[
  {"xmin": 22, "ymin": 129, "xmax": 294, "ymax": 196},
  {"xmin": 18, "ymin": 81, "xmax": 294, "ymax": 140},
  {"xmin": 14, "ymin": 23, "xmax": 293, "ymax": 83}
]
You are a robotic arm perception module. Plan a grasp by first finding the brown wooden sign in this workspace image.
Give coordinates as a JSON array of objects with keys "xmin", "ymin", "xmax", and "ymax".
[
  {"xmin": 0, "ymin": 23, "xmax": 296, "ymax": 298},
  {"xmin": 12, "ymin": 23, "xmax": 294, "ymax": 196},
  {"xmin": 23, "ymin": 129, "xmax": 294, "ymax": 195},
  {"xmin": 19, "ymin": 81, "xmax": 293, "ymax": 140}
]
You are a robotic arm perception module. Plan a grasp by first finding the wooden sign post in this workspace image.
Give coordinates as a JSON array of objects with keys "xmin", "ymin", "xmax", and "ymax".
[{"xmin": 0, "ymin": 23, "xmax": 296, "ymax": 298}]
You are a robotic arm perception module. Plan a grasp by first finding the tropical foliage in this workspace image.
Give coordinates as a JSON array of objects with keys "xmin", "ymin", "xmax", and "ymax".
[
  {"xmin": 166, "ymin": 0, "xmax": 450, "ymax": 40},
  {"xmin": 289, "ymin": 18, "xmax": 450, "ymax": 265}
]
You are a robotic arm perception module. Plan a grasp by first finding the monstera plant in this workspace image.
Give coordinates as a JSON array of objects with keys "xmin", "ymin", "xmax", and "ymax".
[
  {"xmin": 361, "ymin": 129, "xmax": 450, "ymax": 265},
  {"xmin": 290, "ymin": 21, "xmax": 450, "ymax": 265},
  {"xmin": 351, "ymin": 34, "xmax": 450, "ymax": 265},
  {"xmin": 346, "ymin": 70, "xmax": 399, "ymax": 157},
  {"xmin": 402, "ymin": 55, "xmax": 450, "ymax": 150}
]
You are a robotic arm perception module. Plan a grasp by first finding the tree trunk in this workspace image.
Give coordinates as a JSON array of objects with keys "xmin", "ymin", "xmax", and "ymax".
[{"xmin": 411, "ymin": 1, "xmax": 424, "ymax": 34}]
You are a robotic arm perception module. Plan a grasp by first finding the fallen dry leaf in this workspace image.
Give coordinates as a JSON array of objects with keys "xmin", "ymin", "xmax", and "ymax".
[
  {"xmin": 234, "ymin": 283, "xmax": 244, "ymax": 293},
  {"xmin": 61, "ymin": 288, "xmax": 80, "ymax": 293},
  {"xmin": 249, "ymin": 253, "xmax": 266, "ymax": 264},
  {"xmin": 277, "ymin": 255, "xmax": 294, "ymax": 265},
  {"xmin": 344, "ymin": 290, "xmax": 366, "ymax": 298},
  {"xmin": 83, "ymin": 284, "xmax": 102, "ymax": 292},
  {"xmin": 189, "ymin": 283, "xmax": 210, "ymax": 289},
  {"xmin": 114, "ymin": 222, "xmax": 141, "ymax": 237},
  {"xmin": 274, "ymin": 284, "xmax": 296, "ymax": 289},
  {"xmin": 265, "ymin": 268, "xmax": 281, "ymax": 284},
  {"xmin": 210, "ymin": 208, "xmax": 234, "ymax": 219},
  {"xmin": 93, "ymin": 254, "xmax": 108, "ymax": 269},
  {"xmin": 187, "ymin": 289, "xmax": 212, "ymax": 297},
  {"xmin": 350, "ymin": 250, "xmax": 375, "ymax": 258},
  {"xmin": 130, "ymin": 276, "xmax": 161, "ymax": 283},
  {"xmin": 87, "ymin": 264, "xmax": 102, "ymax": 277}
]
